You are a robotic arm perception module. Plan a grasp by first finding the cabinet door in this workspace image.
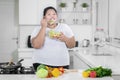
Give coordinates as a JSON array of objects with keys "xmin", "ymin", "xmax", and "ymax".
[
  {"xmin": 73, "ymin": 53, "xmax": 90, "ymax": 69},
  {"xmin": 69, "ymin": 51, "xmax": 90, "ymax": 69},
  {"xmin": 19, "ymin": 0, "xmax": 38, "ymax": 25}
]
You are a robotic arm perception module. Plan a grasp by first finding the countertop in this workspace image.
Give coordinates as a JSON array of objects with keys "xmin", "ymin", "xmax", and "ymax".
[
  {"xmin": 0, "ymin": 70, "xmax": 113, "ymax": 80},
  {"xmin": 18, "ymin": 48, "xmax": 35, "ymax": 52}
]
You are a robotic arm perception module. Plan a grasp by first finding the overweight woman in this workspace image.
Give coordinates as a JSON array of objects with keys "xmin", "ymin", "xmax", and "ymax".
[{"xmin": 31, "ymin": 6, "xmax": 75, "ymax": 71}]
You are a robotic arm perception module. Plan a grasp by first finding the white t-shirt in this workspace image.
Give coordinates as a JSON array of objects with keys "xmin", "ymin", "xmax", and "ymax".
[{"xmin": 31, "ymin": 23, "xmax": 74, "ymax": 66}]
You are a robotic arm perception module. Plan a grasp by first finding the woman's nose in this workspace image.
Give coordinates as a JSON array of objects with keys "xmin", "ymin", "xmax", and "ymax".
[{"xmin": 51, "ymin": 15, "xmax": 55, "ymax": 18}]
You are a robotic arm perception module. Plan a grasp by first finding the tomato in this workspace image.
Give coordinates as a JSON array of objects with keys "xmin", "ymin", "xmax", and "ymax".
[{"xmin": 89, "ymin": 71, "xmax": 97, "ymax": 78}]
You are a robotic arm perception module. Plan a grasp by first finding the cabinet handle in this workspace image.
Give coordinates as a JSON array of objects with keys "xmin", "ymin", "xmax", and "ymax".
[
  {"xmin": 76, "ymin": 19, "xmax": 78, "ymax": 24},
  {"xmin": 63, "ymin": 19, "xmax": 65, "ymax": 23},
  {"xmin": 96, "ymin": 2, "xmax": 99, "ymax": 27},
  {"xmin": 73, "ymin": 19, "xmax": 75, "ymax": 24}
]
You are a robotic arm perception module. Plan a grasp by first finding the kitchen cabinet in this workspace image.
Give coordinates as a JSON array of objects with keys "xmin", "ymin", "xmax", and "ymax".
[
  {"xmin": 69, "ymin": 50, "xmax": 90, "ymax": 69},
  {"xmin": 19, "ymin": 0, "xmax": 38, "ymax": 25},
  {"xmin": 19, "ymin": 0, "xmax": 56, "ymax": 25},
  {"xmin": 57, "ymin": 0, "xmax": 92, "ymax": 25}
]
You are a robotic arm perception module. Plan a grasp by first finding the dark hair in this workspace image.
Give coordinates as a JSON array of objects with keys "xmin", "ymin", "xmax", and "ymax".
[{"xmin": 43, "ymin": 6, "xmax": 57, "ymax": 16}]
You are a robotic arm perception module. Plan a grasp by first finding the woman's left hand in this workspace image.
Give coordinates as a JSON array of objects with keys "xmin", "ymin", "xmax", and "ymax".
[
  {"xmin": 55, "ymin": 32, "xmax": 75, "ymax": 48},
  {"xmin": 57, "ymin": 32, "xmax": 67, "ymax": 42}
]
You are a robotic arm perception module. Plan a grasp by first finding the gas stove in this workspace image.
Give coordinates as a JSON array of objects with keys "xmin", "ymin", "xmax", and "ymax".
[{"xmin": 0, "ymin": 66, "xmax": 35, "ymax": 74}]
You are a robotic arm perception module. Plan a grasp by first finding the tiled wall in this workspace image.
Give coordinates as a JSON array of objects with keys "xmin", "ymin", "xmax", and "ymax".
[{"xmin": 19, "ymin": 25, "xmax": 93, "ymax": 48}]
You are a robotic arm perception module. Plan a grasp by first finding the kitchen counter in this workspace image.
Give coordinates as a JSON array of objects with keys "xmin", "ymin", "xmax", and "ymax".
[
  {"xmin": 18, "ymin": 48, "xmax": 35, "ymax": 52},
  {"xmin": 74, "ymin": 45, "xmax": 120, "ymax": 75},
  {"xmin": 0, "ymin": 70, "xmax": 113, "ymax": 80}
]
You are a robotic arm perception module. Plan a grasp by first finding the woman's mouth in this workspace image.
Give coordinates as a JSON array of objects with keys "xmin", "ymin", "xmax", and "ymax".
[{"xmin": 49, "ymin": 19, "xmax": 55, "ymax": 25}]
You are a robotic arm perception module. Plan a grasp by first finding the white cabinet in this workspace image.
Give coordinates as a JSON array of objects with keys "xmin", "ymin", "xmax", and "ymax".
[
  {"xmin": 18, "ymin": 48, "xmax": 35, "ymax": 67},
  {"xmin": 19, "ymin": 0, "xmax": 56, "ymax": 25},
  {"xmin": 19, "ymin": 0, "xmax": 38, "ymax": 25},
  {"xmin": 69, "ymin": 50, "xmax": 90, "ymax": 69},
  {"xmin": 73, "ymin": 54, "xmax": 90, "ymax": 69}
]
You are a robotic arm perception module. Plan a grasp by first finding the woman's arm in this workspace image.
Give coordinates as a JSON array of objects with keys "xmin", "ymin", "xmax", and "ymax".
[
  {"xmin": 31, "ymin": 27, "xmax": 46, "ymax": 49},
  {"xmin": 31, "ymin": 19, "xmax": 47, "ymax": 49},
  {"xmin": 65, "ymin": 36, "xmax": 76, "ymax": 48}
]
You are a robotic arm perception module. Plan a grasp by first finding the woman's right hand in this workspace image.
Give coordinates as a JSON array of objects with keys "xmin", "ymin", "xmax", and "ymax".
[{"xmin": 41, "ymin": 18, "xmax": 47, "ymax": 28}]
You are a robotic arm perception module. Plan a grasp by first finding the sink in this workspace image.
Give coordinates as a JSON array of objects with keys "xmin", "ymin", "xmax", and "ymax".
[
  {"xmin": 90, "ymin": 45, "xmax": 113, "ymax": 56},
  {"xmin": 92, "ymin": 48, "xmax": 113, "ymax": 56},
  {"xmin": 92, "ymin": 53, "xmax": 112, "ymax": 56}
]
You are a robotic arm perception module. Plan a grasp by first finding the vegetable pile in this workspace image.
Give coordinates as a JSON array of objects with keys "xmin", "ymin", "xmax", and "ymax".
[
  {"xmin": 82, "ymin": 66, "xmax": 112, "ymax": 78},
  {"xmin": 36, "ymin": 64, "xmax": 65, "ymax": 78}
]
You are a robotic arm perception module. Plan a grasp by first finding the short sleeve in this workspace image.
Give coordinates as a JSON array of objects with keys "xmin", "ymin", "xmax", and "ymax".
[
  {"xmin": 30, "ymin": 26, "xmax": 41, "ymax": 41},
  {"xmin": 62, "ymin": 24, "xmax": 74, "ymax": 38}
]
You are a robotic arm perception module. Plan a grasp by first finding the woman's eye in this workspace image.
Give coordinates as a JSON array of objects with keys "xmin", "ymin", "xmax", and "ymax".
[{"xmin": 48, "ymin": 14, "xmax": 50, "ymax": 16}]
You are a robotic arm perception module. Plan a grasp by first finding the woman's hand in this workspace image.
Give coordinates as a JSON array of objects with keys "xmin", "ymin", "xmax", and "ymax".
[
  {"xmin": 58, "ymin": 32, "xmax": 76, "ymax": 48},
  {"xmin": 41, "ymin": 18, "xmax": 47, "ymax": 28},
  {"xmin": 58, "ymin": 32, "xmax": 67, "ymax": 42}
]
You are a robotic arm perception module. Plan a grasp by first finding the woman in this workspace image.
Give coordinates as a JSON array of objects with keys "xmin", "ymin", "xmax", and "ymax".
[{"xmin": 31, "ymin": 6, "xmax": 75, "ymax": 71}]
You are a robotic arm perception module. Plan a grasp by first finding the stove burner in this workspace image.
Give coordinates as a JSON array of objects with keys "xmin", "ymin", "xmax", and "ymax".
[
  {"xmin": 0, "ymin": 66, "xmax": 35, "ymax": 74},
  {"xmin": 20, "ymin": 66, "xmax": 35, "ymax": 74},
  {"xmin": 0, "ymin": 68, "xmax": 20, "ymax": 74}
]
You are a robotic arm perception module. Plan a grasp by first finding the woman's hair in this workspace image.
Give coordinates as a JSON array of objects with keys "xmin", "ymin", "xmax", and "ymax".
[{"xmin": 43, "ymin": 6, "xmax": 57, "ymax": 16}]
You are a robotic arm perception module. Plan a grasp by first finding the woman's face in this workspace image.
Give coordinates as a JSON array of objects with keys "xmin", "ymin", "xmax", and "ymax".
[{"xmin": 44, "ymin": 9, "xmax": 57, "ymax": 24}]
